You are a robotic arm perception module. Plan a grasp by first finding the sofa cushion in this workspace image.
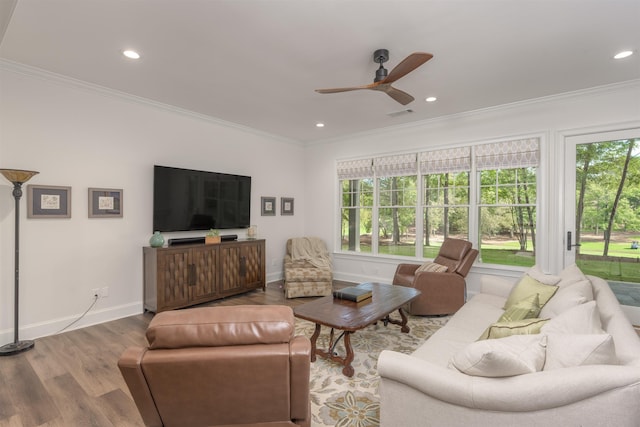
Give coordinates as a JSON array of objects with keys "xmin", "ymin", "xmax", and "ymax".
[
  {"xmin": 540, "ymin": 279, "xmax": 593, "ymax": 318},
  {"xmin": 450, "ymin": 334, "xmax": 546, "ymax": 377},
  {"xmin": 558, "ymin": 263, "xmax": 589, "ymax": 287},
  {"xmin": 544, "ymin": 333, "xmax": 618, "ymax": 370},
  {"xmin": 526, "ymin": 265, "xmax": 562, "ymax": 285},
  {"xmin": 541, "ymin": 300, "xmax": 604, "ymax": 335},
  {"xmin": 504, "ymin": 275, "xmax": 558, "ymax": 310},
  {"xmin": 480, "ymin": 318, "xmax": 549, "ymax": 340},
  {"xmin": 415, "ymin": 261, "xmax": 448, "ymax": 273}
]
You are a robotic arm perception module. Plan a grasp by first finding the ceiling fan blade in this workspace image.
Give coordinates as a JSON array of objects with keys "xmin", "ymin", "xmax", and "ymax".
[
  {"xmin": 315, "ymin": 83, "xmax": 376, "ymax": 94},
  {"xmin": 383, "ymin": 52, "xmax": 433, "ymax": 84},
  {"xmin": 383, "ymin": 86, "xmax": 415, "ymax": 105}
]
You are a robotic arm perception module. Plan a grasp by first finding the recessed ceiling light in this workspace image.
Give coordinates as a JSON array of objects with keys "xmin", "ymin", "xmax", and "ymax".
[
  {"xmin": 122, "ymin": 50, "xmax": 140, "ymax": 59},
  {"xmin": 614, "ymin": 50, "xmax": 633, "ymax": 59},
  {"xmin": 316, "ymin": 123, "xmax": 325, "ymax": 128},
  {"xmin": 425, "ymin": 96, "xmax": 437, "ymax": 102}
]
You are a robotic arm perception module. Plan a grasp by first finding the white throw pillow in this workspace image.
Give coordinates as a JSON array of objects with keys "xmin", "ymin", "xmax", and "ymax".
[
  {"xmin": 541, "ymin": 300, "xmax": 604, "ymax": 335},
  {"xmin": 450, "ymin": 334, "xmax": 546, "ymax": 377},
  {"xmin": 540, "ymin": 279, "xmax": 594, "ymax": 318},
  {"xmin": 415, "ymin": 261, "xmax": 448, "ymax": 273},
  {"xmin": 558, "ymin": 263, "xmax": 589, "ymax": 287},
  {"xmin": 526, "ymin": 265, "xmax": 561, "ymax": 285},
  {"xmin": 543, "ymin": 333, "xmax": 618, "ymax": 370}
]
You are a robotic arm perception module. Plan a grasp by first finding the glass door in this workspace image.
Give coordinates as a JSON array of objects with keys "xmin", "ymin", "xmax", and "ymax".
[{"xmin": 564, "ymin": 130, "xmax": 640, "ymax": 308}]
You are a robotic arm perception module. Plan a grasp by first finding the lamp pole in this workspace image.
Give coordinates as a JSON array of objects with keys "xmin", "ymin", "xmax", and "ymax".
[{"xmin": 0, "ymin": 169, "xmax": 39, "ymax": 356}]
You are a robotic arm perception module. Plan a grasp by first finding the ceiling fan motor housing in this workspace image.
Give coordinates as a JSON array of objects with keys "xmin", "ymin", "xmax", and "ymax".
[{"xmin": 373, "ymin": 48, "xmax": 389, "ymax": 82}]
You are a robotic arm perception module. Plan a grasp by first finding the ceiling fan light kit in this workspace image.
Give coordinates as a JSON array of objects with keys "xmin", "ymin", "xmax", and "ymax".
[{"xmin": 315, "ymin": 49, "xmax": 433, "ymax": 106}]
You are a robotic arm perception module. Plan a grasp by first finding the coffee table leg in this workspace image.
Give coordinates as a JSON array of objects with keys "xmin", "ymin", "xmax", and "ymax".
[
  {"xmin": 310, "ymin": 323, "xmax": 321, "ymax": 362},
  {"xmin": 385, "ymin": 308, "xmax": 411, "ymax": 333},
  {"xmin": 398, "ymin": 308, "xmax": 410, "ymax": 333},
  {"xmin": 341, "ymin": 332, "xmax": 355, "ymax": 377}
]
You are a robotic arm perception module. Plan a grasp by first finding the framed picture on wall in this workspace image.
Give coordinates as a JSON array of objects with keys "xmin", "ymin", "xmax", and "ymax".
[
  {"xmin": 88, "ymin": 188, "xmax": 123, "ymax": 218},
  {"xmin": 281, "ymin": 197, "xmax": 294, "ymax": 215},
  {"xmin": 261, "ymin": 196, "xmax": 276, "ymax": 216},
  {"xmin": 27, "ymin": 185, "xmax": 72, "ymax": 218}
]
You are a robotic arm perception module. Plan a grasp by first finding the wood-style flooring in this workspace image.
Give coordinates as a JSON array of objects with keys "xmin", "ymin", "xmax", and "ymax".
[{"xmin": 0, "ymin": 281, "xmax": 349, "ymax": 427}]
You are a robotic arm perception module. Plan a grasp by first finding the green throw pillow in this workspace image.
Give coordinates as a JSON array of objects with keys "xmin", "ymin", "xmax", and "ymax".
[
  {"xmin": 504, "ymin": 275, "xmax": 558, "ymax": 311},
  {"xmin": 498, "ymin": 293, "xmax": 541, "ymax": 323},
  {"xmin": 484, "ymin": 318, "xmax": 549, "ymax": 340}
]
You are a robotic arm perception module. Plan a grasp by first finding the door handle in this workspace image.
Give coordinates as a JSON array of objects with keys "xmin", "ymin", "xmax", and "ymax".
[{"xmin": 567, "ymin": 231, "xmax": 582, "ymax": 251}]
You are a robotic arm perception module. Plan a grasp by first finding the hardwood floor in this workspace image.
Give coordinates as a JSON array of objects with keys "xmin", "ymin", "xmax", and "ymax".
[{"xmin": 0, "ymin": 281, "xmax": 350, "ymax": 427}]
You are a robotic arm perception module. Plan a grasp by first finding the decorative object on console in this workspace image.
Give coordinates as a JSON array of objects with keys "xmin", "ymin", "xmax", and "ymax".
[
  {"xmin": 205, "ymin": 229, "xmax": 221, "ymax": 245},
  {"xmin": 149, "ymin": 231, "xmax": 165, "ymax": 248},
  {"xmin": 281, "ymin": 197, "xmax": 294, "ymax": 215},
  {"xmin": 247, "ymin": 224, "xmax": 257, "ymax": 239},
  {"xmin": 261, "ymin": 196, "xmax": 276, "ymax": 216},
  {"xmin": 0, "ymin": 168, "xmax": 39, "ymax": 356},
  {"xmin": 88, "ymin": 187, "xmax": 122, "ymax": 218},
  {"xmin": 27, "ymin": 184, "xmax": 71, "ymax": 218}
]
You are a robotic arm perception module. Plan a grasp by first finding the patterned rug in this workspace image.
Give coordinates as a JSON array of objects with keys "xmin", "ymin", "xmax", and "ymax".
[{"xmin": 294, "ymin": 314, "xmax": 450, "ymax": 427}]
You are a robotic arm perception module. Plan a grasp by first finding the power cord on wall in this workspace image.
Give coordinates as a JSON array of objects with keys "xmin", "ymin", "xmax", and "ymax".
[{"xmin": 55, "ymin": 294, "xmax": 99, "ymax": 334}]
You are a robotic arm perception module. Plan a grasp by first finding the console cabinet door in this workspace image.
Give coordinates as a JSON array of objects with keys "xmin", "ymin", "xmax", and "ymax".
[
  {"xmin": 156, "ymin": 247, "xmax": 191, "ymax": 311},
  {"xmin": 190, "ymin": 245, "xmax": 219, "ymax": 303},
  {"xmin": 242, "ymin": 241, "xmax": 265, "ymax": 290},
  {"xmin": 219, "ymin": 244, "xmax": 243, "ymax": 294}
]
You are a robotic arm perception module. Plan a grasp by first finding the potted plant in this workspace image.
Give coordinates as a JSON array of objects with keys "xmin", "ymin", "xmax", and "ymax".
[{"xmin": 205, "ymin": 229, "xmax": 221, "ymax": 245}]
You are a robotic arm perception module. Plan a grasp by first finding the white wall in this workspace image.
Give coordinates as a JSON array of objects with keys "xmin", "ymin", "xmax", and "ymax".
[
  {"xmin": 303, "ymin": 80, "xmax": 640, "ymax": 323},
  {"xmin": 0, "ymin": 63, "xmax": 307, "ymax": 342},
  {"xmin": 2, "ymin": 62, "xmax": 639, "ymax": 342}
]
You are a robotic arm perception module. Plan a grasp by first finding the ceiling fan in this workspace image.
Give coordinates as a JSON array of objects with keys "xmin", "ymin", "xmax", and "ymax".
[{"xmin": 315, "ymin": 49, "xmax": 433, "ymax": 105}]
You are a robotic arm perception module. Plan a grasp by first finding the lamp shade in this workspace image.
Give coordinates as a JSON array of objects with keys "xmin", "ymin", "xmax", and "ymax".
[{"xmin": 0, "ymin": 169, "xmax": 39, "ymax": 184}]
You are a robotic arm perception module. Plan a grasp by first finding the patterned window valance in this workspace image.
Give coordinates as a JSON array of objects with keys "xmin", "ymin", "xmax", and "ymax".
[
  {"xmin": 419, "ymin": 146, "xmax": 471, "ymax": 174},
  {"xmin": 373, "ymin": 153, "xmax": 417, "ymax": 177},
  {"xmin": 337, "ymin": 158, "xmax": 373, "ymax": 180},
  {"xmin": 475, "ymin": 138, "xmax": 539, "ymax": 170}
]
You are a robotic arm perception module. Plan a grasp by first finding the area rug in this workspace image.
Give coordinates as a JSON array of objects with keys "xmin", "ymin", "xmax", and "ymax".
[{"xmin": 294, "ymin": 314, "xmax": 450, "ymax": 427}]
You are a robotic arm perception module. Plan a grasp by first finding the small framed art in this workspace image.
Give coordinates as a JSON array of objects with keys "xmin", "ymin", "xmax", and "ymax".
[
  {"xmin": 27, "ymin": 185, "xmax": 72, "ymax": 218},
  {"xmin": 88, "ymin": 188, "xmax": 123, "ymax": 218},
  {"xmin": 261, "ymin": 196, "xmax": 276, "ymax": 216},
  {"xmin": 281, "ymin": 197, "xmax": 294, "ymax": 215}
]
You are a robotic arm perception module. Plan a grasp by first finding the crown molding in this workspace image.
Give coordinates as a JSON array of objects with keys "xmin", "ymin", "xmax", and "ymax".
[
  {"xmin": 0, "ymin": 58, "xmax": 302, "ymax": 147},
  {"xmin": 309, "ymin": 78, "xmax": 640, "ymax": 146}
]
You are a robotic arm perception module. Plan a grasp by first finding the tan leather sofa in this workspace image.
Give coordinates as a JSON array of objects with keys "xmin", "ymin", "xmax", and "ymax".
[
  {"xmin": 118, "ymin": 305, "xmax": 311, "ymax": 427},
  {"xmin": 393, "ymin": 238, "xmax": 478, "ymax": 315}
]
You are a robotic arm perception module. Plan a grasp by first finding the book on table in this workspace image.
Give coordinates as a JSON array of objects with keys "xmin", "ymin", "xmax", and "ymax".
[{"xmin": 333, "ymin": 286, "xmax": 373, "ymax": 302}]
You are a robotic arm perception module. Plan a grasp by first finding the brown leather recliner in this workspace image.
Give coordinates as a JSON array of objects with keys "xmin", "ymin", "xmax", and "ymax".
[
  {"xmin": 393, "ymin": 238, "xmax": 478, "ymax": 316},
  {"xmin": 118, "ymin": 305, "xmax": 311, "ymax": 427}
]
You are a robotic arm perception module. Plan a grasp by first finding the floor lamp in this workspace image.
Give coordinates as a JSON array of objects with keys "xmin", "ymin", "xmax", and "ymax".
[{"xmin": 0, "ymin": 168, "xmax": 39, "ymax": 356}]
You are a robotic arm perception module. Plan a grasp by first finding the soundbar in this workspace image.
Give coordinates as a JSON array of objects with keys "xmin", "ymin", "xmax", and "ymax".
[{"xmin": 168, "ymin": 237, "xmax": 205, "ymax": 246}]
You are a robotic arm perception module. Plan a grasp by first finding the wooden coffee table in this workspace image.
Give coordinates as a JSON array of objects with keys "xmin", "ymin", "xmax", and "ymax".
[{"xmin": 293, "ymin": 282, "xmax": 420, "ymax": 377}]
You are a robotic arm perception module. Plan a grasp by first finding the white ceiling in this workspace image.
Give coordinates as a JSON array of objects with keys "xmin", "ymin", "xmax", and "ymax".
[{"xmin": 1, "ymin": 0, "xmax": 639, "ymax": 143}]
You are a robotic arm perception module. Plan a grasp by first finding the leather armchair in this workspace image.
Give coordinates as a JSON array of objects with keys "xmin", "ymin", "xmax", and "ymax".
[
  {"xmin": 392, "ymin": 238, "xmax": 478, "ymax": 315},
  {"xmin": 118, "ymin": 305, "xmax": 311, "ymax": 427}
]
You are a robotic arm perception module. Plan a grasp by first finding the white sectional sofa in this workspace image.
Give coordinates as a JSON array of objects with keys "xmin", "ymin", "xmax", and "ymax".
[{"xmin": 378, "ymin": 266, "xmax": 640, "ymax": 427}]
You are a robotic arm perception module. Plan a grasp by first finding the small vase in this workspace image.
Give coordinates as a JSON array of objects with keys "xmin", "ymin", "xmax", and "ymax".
[{"xmin": 149, "ymin": 231, "xmax": 165, "ymax": 248}]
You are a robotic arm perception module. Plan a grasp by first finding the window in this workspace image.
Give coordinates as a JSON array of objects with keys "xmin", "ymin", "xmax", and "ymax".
[
  {"xmin": 339, "ymin": 159, "xmax": 373, "ymax": 253},
  {"xmin": 338, "ymin": 137, "xmax": 540, "ymax": 267},
  {"xmin": 420, "ymin": 147, "xmax": 471, "ymax": 258}
]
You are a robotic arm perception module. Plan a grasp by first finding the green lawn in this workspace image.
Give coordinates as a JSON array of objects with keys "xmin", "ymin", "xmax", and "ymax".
[{"xmin": 344, "ymin": 237, "xmax": 640, "ymax": 283}]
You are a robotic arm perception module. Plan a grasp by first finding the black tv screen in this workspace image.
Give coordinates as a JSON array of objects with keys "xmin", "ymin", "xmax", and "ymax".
[{"xmin": 153, "ymin": 165, "xmax": 251, "ymax": 232}]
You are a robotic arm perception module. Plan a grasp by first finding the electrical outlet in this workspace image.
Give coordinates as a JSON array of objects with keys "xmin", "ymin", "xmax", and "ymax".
[
  {"xmin": 100, "ymin": 286, "xmax": 109, "ymax": 298},
  {"xmin": 92, "ymin": 288, "xmax": 100, "ymax": 298}
]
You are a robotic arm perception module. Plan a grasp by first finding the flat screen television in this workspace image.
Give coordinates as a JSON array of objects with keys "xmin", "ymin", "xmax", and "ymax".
[{"xmin": 153, "ymin": 165, "xmax": 251, "ymax": 232}]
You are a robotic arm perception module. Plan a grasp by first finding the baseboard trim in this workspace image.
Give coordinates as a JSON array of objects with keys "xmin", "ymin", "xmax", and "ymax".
[{"xmin": 0, "ymin": 301, "xmax": 143, "ymax": 343}]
